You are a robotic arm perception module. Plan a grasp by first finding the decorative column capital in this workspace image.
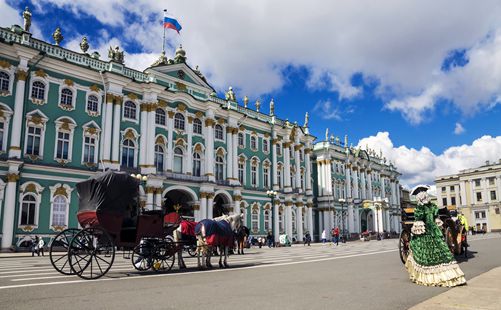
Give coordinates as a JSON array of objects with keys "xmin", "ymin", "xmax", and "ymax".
[
  {"xmin": 6, "ymin": 173, "xmax": 20, "ymax": 183},
  {"xmin": 200, "ymin": 192, "xmax": 208, "ymax": 199},
  {"xmin": 145, "ymin": 186, "xmax": 155, "ymax": 194},
  {"xmin": 233, "ymin": 194, "xmax": 242, "ymax": 201},
  {"xmin": 205, "ymin": 118, "xmax": 215, "ymax": 127},
  {"xmin": 16, "ymin": 69, "xmax": 28, "ymax": 81},
  {"xmin": 167, "ymin": 110, "xmax": 175, "ymax": 118},
  {"xmin": 155, "ymin": 187, "xmax": 163, "ymax": 195},
  {"xmin": 294, "ymin": 144, "xmax": 303, "ymax": 152},
  {"xmin": 192, "ymin": 204, "xmax": 200, "ymax": 211}
]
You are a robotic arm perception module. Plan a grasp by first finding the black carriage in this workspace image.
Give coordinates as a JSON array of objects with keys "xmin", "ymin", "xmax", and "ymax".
[
  {"xmin": 398, "ymin": 205, "xmax": 467, "ymax": 264},
  {"xmin": 49, "ymin": 170, "xmax": 178, "ymax": 279}
]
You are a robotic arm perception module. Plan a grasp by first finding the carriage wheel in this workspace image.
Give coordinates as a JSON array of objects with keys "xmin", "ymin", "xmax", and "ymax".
[
  {"xmin": 399, "ymin": 230, "xmax": 410, "ymax": 264},
  {"xmin": 187, "ymin": 244, "xmax": 197, "ymax": 257},
  {"xmin": 68, "ymin": 227, "xmax": 115, "ymax": 280},
  {"xmin": 132, "ymin": 241, "xmax": 153, "ymax": 271},
  {"xmin": 49, "ymin": 228, "xmax": 80, "ymax": 275},
  {"xmin": 152, "ymin": 240, "xmax": 176, "ymax": 272}
]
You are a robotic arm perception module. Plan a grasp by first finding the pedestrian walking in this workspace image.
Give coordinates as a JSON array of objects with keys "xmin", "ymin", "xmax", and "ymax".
[
  {"xmin": 304, "ymin": 231, "xmax": 311, "ymax": 246},
  {"xmin": 321, "ymin": 229, "xmax": 327, "ymax": 243},
  {"xmin": 332, "ymin": 227, "xmax": 340, "ymax": 246},
  {"xmin": 266, "ymin": 231, "xmax": 274, "ymax": 248},
  {"xmin": 37, "ymin": 236, "xmax": 45, "ymax": 256},
  {"xmin": 31, "ymin": 237, "xmax": 37, "ymax": 257}
]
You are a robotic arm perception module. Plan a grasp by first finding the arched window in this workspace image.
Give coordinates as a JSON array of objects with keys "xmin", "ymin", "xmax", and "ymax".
[
  {"xmin": 60, "ymin": 88, "xmax": 73, "ymax": 106},
  {"xmin": 174, "ymin": 113, "xmax": 185, "ymax": 130},
  {"xmin": 124, "ymin": 101, "xmax": 137, "ymax": 120},
  {"xmin": 55, "ymin": 131, "xmax": 70, "ymax": 160},
  {"xmin": 173, "ymin": 147, "xmax": 183, "ymax": 173},
  {"xmin": 277, "ymin": 168, "xmax": 282, "ymax": 188},
  {"xmin": 215, "ymin": 155, "xmax": 224, "ymax": 181},
  {"xmin": 251, "ymin": 162, "xmax": 258, "ymax": 187},
  {"xmin": 264, "ymin": 209, "xmax": 271, "ymax": 232},
  {"xmin": 263, "ymin": 139, "xmax": 269, "ymax": 153},
  {"xmin": 20, "ymin": 194, "xmax": 37, "ymax": 226},
  {"xmin": 193, "ymin": 118, "xmax": 202, "ymax": 134},
  {"xmin": 26, "ymin": 125, "xmax": 42, "ymax": 156},
  {"xmin": 87, "ymin": 95, "xmax": 99, "ymax": 113},
  {"xmin": 238, "ymin": 132, "xmax": 244, "ymax": 147},
  {"xmin": 121, "ymin": 139, "xmax": 135, "ymax": 168},
  {"xmin": 215, "ymin": 125, "xmax": 223, "ymax": 140},
  {"xmin": 0, "ymin": 71, "xmax": 9, "ymax": 91},
  {"xmin": 83, "ymin": 135, "xmax": 96, "ymax": 163},
  {"xmin": 238, "ymin": 161, "xmax": 244, "ymax": 184},
  {"xmin": 263, "ymin": 165, "xmax": 270, "ymax": 188},
  {"xmin": 31, "ymin": 81, "xmax": 45, "ymax": 100},
  {"xmin": 193, "ymin": 152, "xmax": 201, "ymax": 176},
  {"xmin": 155, "ymin": 108, "xmax": 166, "ymax": 125},
  {"xmin": 154, "ymin": 144, "xmax": 164, "ymax": 171},
  {"xmin": 251, "ymin": 208, "xmax": 259, "ymax": 232},
  {"xmin": 250, "ymin": 136, "xmax": 257, "ymax": 150},
  {"xmin": 52, "ymin": 195, "xmax": 67, "ymax": 227}
]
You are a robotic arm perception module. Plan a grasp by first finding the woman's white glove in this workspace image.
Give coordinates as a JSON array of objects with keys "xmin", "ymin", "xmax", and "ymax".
[
  {"xmin": 435, "ymin": 218, "xmax": 443, "ymax": 228},
  {"xmin": 411, "ymin": 220, "xmax": 426, "ymax": 235}
]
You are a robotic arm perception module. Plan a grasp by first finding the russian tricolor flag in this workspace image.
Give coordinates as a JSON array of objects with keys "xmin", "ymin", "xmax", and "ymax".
[{"xmin": 164, "ymin": 12, "xmax": 182, "ymax": 34}]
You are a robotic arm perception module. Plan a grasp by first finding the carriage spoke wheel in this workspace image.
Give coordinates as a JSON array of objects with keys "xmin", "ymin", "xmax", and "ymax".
[
  {"xmin": 132, "ymin": 241, "xmax": 153, "ymax": 271},
  {"xmin": 68, "ymin": 227, "xmax": 115, "ymax": 280},
  {"xmin": 399, "ymin": 230, "xmax": 410, "ymax": 264},
  {"xmin": 50, "ymin": 228, "xmax": 80, "ymax": 275},
  {"xmin": 152, "ymin": 240, "xmax": 176, "ymax": 272},
  {"xmin": 187, "ymin": 244, "xmax": 197, "ymax": 257}
]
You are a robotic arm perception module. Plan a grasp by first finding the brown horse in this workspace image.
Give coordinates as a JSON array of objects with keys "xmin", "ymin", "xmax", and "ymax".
[{"xmin": 235, "ymin": 225, "xmax": 250, "ymax": 255}]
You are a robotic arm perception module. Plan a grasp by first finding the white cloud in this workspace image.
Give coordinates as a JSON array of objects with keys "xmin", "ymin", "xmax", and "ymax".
[
  {"xmin": 385, "ymin": 84, "xmax": 442, "ymax": 124},
  {"xmin": 454, "ymin": 122, "xmax": 465, "ymax": 135},
  {"xmin": 313, "ymin": 99, "xmax": 341, "ymax": 120},
  {"xmin": 357, "ymin": 132, "xmax": 501, "ymax": 188}
]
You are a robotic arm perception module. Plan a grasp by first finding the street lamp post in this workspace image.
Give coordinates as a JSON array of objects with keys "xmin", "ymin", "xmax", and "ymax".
[
  {"xmin": 131, "ymin": 173, "xmax": 148, "ymax": 210},
  {"xmin": 266, "ymin": 190, "xmax": 278, "ymax": 247}
]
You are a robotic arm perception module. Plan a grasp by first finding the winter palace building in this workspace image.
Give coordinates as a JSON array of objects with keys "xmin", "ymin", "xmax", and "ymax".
[{"xmin": 0, "ymin": 13, "xmax": 401, "ymax": 250}]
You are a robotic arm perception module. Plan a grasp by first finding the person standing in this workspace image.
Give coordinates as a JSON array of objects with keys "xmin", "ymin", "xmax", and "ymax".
[
  {"xmin": 266, "ymin": 231, "xmax": 274, "ymax": 248},
  {"xmin": 405, "ymin": 185, "xmax": 466, "ymax": 287},
  {"xmin": 321, "ymin": 229, "xmax": 327, "ymax": 243},
  {"xmin": 304, "ymin": 231, "xmax": 311, "ymax": 246},
  {"xmin": 332, "ymin": 227, "xmax": 340, "ymax": 246},
  {"xmin": 37, "ymin": 236, "xmax": 45, "ymax": 256}
]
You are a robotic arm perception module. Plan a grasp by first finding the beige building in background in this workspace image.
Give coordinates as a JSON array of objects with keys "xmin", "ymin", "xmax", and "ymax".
[{"xmin": 435, "ymin": 159, "xmax": 501, "ymax": 232}]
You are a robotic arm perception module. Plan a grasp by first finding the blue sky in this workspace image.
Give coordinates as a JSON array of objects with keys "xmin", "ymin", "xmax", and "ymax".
[{"xmin": 2, "ymin": 0, "xmax": 501, "ymax": 187}]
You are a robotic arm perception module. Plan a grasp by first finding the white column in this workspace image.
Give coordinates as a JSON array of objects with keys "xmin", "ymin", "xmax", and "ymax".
[
  {"xmin": 155, "ymin": 189, "xmax": 162, "ymax": 210},
  {"xmin": 470, "ymin": 180, "xmax": 476, "ymax": 205},
  {"xmin": 103, "ymin": 99, "xmax": 114, "ymax": 162},
  {"xmin": 286, "ymin": 203, "xmax": 293, "ymax": 237},
  {"xmin": 146, "ymin": 189, "xmax": 154, "ymax": 211},
  {"xmin": 111, "ymin": 100, "xmax": 121, "ymax": 167},
  {"xmin": 307, "ymin": 206, "xmax": 313, "ymax": 236},
  {"xmin": 232, "ymin": 132, "xmax": 238, "ymax": 182},
  {"xmin": 318, "ymin": 209, "xmax": 324, "ymax": 239},
  {"xmin": 325, "ymin": 160, "xmax": 332, "ymax": 195},
  {"xmin": 385, "ymin": 208, "xmax": 391, "ymax": 231},
  {"xmin": 297, "ymin": 206, "xmax": 304, "ymax": 241},
  {"xmin": 283, "ymin": 143, "xmax": 291, "ymax": 189},
  {"xmin": 460, "ymin": 180, "xmax": 467, "ymax": 206},
  {"xmin": 497, "ymin": 177, "xmax": 501, "ymax": 202},
  {"xmin": 381, "ymin": 177, "xmax": 386, "ymax": 199},
  {"xmin": 345, "ymin": 166, "xmax": 352, "ymax": 199},
  {"xmin": 273, "ymin": 202, "xmax": 280, "ymax": 243},
  {"xmin": 367, "ymin": 171, "xmax": 373, "ymax": 200},
  {"xmin": 360, "ymin": 171, "xmax": 366, "ymax": 199},
  {"xmin": 272, "ymin": 140, "xmax": 278, "ymax": 189},
  {"xmin": 295, "ymin": 147, "xmax": 301, "ymax": 189},
  {"xmin": 8, "ymin": 69, "xmax": 27, "ymax": 158},
  {"xmin": 226, "ymin": 127, "xmax": 233, "ymax": 179},
  {"xmin": 205, "ymin": 119, "xmax": 215, "ymax": 181},
  {"xmin": 318, "ymin": 161, "xmax": 324, "ymax": 196},
  {"xmin": 305, "ymin": 150, "xmax": 312, "ymax": 191},
  {"xmin": 200, "ymin": 194, "xmax": 207, "ymax": 220},
  {"xmin": 186, "ymin": 118, "xmax": 193, "ymax": 174},
  {"xmin": 207, "ymin": 195, "xmax": 214, "ymax": 219},
  {"xmin": 446, "ymin": 186, "xmax": 451, "ymax": 206},
  {"xmin": 194, "ymin": 204, "xmax": 201, "ymax": 222},
  {"xmin": 147, "ymin": 107, "xmax": 156, "ymax": 171},
  {"xmin": 1, "ymin": 173, "xmax": 18, "ymax": 249},
  {"xmin": 139, "ymin": 104, "xmax": 148, "ymax": 168},
  {"xmin": 484, "ymin": 178, "xmax": 491, "ymax": 203},
  {"xmin": 454, "ymin": 185, "xmax": 460, "ymax": 205},
  {"xmin": 166, "ymin": 112, "xmax": 174, "ymax": 171},
  {"xmin": 347, "ymin": 204, "xmax": 354, "ymax": 234},
  {"xmin": 323, "ymin": 210, "xmax": 330, "ymax": 238},
  {"xmin": 352, "ymin": 169, "xmax": 359, "ymax": 199}
]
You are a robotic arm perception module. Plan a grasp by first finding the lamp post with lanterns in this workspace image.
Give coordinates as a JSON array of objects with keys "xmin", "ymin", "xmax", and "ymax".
[
  {"xmin": 266, "ymin": 190, "xmax": 278, "ymax": 246},
  {"xmin": 131, "ymin": 173, "xmax": 149, "ymax": 209}
]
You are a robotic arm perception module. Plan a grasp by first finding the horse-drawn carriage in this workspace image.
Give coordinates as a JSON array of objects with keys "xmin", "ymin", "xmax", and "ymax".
[
  {"xmin": 49, "ymin": 170, "xmax": 179, "ymax": 280},
  {"xmin": 398, "ymin": 204, "xmax": 468, "ymax": 264}
]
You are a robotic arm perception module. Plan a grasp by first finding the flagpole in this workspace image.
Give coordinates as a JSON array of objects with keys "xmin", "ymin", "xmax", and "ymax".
[{"xmin": 162, "ymin": 9, "xmax": 167, "ymax": 53}]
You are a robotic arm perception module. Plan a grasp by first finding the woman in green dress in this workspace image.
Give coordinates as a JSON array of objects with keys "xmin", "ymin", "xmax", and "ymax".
[{"xmin": 405, "ymin": 185, "xmax": 466, "ymax": 287}]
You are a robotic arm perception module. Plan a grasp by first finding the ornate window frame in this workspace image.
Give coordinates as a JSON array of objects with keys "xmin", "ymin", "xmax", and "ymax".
[
  {"xmin": 250, "ymin": 134, "xmax": 258, "ymax": 151},
  {"xmin": 123, "ymin": 100, "xmax": 139, "ymax": 123},
  {"xmin": 155, "ymin": 108, "xmax": 167, "ymax": 127},
  {"xmin": 262, "ymin": 160, "xmax": 271, "ymax": 189},
  {"xmin": 0, "ymin": 103, "xmax": 13, "ymax": 153},
  {"xmin": 58, "ymin": 83, "xmax": 77, "ymax": 111},
  {"xmin": 263, "ymin": 204, "xmax": 272, "ymax": 232},
  {"xmin": 18, "ymin": 182, "xmax": 44, "ymax": 231},
  {"xmin": 192, "ymin": 118, "xmax": 203, "ymax": 136},
  {"xmin": 238, "ymin": 155, "xmax": 247, "ymax": 185},
  {"xmin": 238, "ymin": 132, "xmax": 245, "ymax": 149},
  {"xmin": 29, "ymin": 76, "xmax": 49, "ymax": 105},
  {"xmin": 120, "ymin": 128, "xmax": 139, "ymax": 168},
  {"xmin": 214, "ymin": 124, "xmax": 225, "ymax": 142},
  {"xmin": 215, "ymin": 147, "xmax": 227, "ymax": 181},
  {"xmin": 53, "ymin": 117, "xmax": 77, "ymax": 164},
  {"xmin": 81, "ymin": 121, "xmax": 101, "ymax": 166},
  {"xmin": 174, "ymin": 112, "xmax": 186, "ymax": 131},
  {"xmin": 0, "ymin": 65, "xmax": 15, "ymax": 97},
  {"xmin": 24, "ymin": 110, "xmax": 48, "ymax": 160},
  {"xmin": 250, "ymin": 157, "xmax": 260, "ymax": 188},
  {"xmin": 85, "ymin": 90, "xmax": 102, "ymax": 117},
  {"xmin": 251, "ymin": 203, "xmax": 260, "ymax": 233},
  {"xmin": 192, "ymin": 143, "xmax": 205, "ymax": 176},
  {"xmin": 49, "ymin": 183, "xmax": 73, "ymax": 231},
  {"xmin": 262, "ymin": 138, "xmax": 270, "ymax": 154}
]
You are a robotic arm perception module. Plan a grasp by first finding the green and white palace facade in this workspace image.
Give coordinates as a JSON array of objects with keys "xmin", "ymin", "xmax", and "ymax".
[{"xmin": 0, "ymin": 19, "xmax": 401, "ymax": 250}]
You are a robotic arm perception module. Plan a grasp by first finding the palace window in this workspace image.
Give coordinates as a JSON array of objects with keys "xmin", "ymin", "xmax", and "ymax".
[
  {"xmin": 121, "ymin": 139, "xmax": 136, "ymax": 168},
  {"xmin": 263, "ymin": 139, "xmax": 269, "ymax": 153},
  {"xmin": 251, "ymin": 164, "xmax": 258, "ymax": 187},
  {"xmin": 251, "ymin": 208, "xmax": 259, "ymax": 232},
  {"xmin": 489, "ymin": 177, "xmax": 495, "ymax": 186},
  {"xmin": 441, "ymin": 187, "xmax": 446, "ymax": 192},
  {"xmin": 83, "ymin": 136, "xmax": 96, "ymax": 163},
  {"xmin": 263, "ymin": 166, "xmax": 269, "ymax": 188},
  {"xmin": 250, "ymin": 136, "xmax": 257, "ymax": 150},
  {"xmin": 0, "ymin": 71, "xmax": 9, "ymax": 91},
  {"xmin": 174, "ymin": 113, "xmax": 185, "ymax": 130},
  {"xmin": 87, "ymin": 95, "xmax": 99, "ymax": 113},
  {"xmin": 193, "ymin": 118, "xmax": 202, "ymax": 134},
  {"xmin": 56, "ymin": 131, "xmax": 70, "ymax": 160},
  {"xmin": 215, "ymin": 155, "xmax": 224, "ymax": 181},
  {"xmin": 155, "ymin": 108, "xmax": 166, "ymax": 125},
  {"xmin": 475, "ymin": 211, "xmax": 486, "ymax": 219},
  {"xmin": 173, "ymin": 147, "xmax": 183, "ymax": 173},
  {"xmin": 60, "ymin": 88, "xmax": 73, "ymax": 106},
  {"xmin": 264, "ymin": 209, "xmax": 271, "ymax": 231},
  {"xmin": 277, "ymin": 169, "xmax": 282, "ymax": 188},
  {"xmin": 193, "ymin": 152, "xmax": 201, "ymax": 176},
  {"xmin": 491, "ymin": 190, "xmax": 497, "ymax": 201},
  {"xmin": 238, "ymin": 162, "xmax": 244, "ymax": 184},
  {"xmin": 155, "ymin": 145, "xmax": 165, "ymax": 171},
  {"xmin": 476, "ymin": 192, "xmax": 482, "ymax": 202},
  {"xmin": 123, "ymin": 101, "xmax": 137, "ymax": 120},
  {"xmin": 474, "ymin": 179, "xmax": 481, "ymax": 187},
  {"xmin": 20, "ymin": 194, "xmax": 37, "ymax": 226},
  {"xmin": 238, "ymin": 133, "xmax": 244, "ymax": 147},
  {"xmin": 26, "ymin": 126, "xmax": 42, "ymax": 156},
  {"xmin": 215, "ymin": 124, "xmax": 224, "ymax": 140},
  {"xmin": 450, "ymin": 186, "xmax": 455, "ymax": 192},
  {"xmin": 451, "ymin": 197, "xmax": 456, "ymax": 206},
  {"xmin": 52, "ymin": 196, "xmax": 67, "ymax": 227},
  {"xmin": 31, "ymin": 81, "xmax": 45, "ymax": 100}
]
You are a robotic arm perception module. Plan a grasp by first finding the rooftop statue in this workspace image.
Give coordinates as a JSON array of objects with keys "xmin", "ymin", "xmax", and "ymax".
[
  {"xmin": 304, "ymin": 112, "xmax": 309, "ymax": 128},
  {"xmin": 325, "ymin": 128, "xmax": 329, "ymax": 141},
  {"xmin": 23, "ymin": 6, "xmax": 32, "ymax": 32},
  {"xmin": 174, "ymin": 45, "xmax": 187, "ymax": 63},
  {"xmin": 243, "ymin": 96, "xmax": 249, "ymax": 108},
  {"xmin": 225, "ymin": 86, "xmax": 236, "ymax": 101},
  {"xmin": 255, "ymin": 99, "xmax": 261, "ymax": 112},
  {"xmin": 269, "ymin": 98, "xmax": 275, "ymax": 116},
  {"xmin": 151, "ymin": 51, "xmax": 169, "ymax": 67},
  {"xmin": 52, "ymin": 27, "xmax": 63, "ymax": 46},
  {"xmin": 80, "ymin": 36, "xmax": 89, "ymax": 53},
  {"xmin": 344, "ymin": 135, "xmax": 348, "ymax": 147},
  {"xmin": 108, "ymin": 46, "xmax": 124, "ymax": 64}
]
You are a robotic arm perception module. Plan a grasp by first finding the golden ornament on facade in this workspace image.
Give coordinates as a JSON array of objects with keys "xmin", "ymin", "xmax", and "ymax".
[
  {"xmin": 63, "ymin": 79, "xmax": 74, "ymax": 87},
  {"xmin": 192, "ymin": 204, "xmax": 200, "ymax": 211},
  {"xmin": 145, "ymin": 186, "xmax": 155, "ymax": 194},
  {"xmin": 35, "ymin": 69, "xmax": 47, "ymax": 78},
  {"xmin": 177, "ymin": 103, "xmax": 187, "ymax": 112},
  {"xmin": 127, "ymin": 93, "xmax": 138, "ymax": 100},
  {"xmin": 187, "ymin": 116, "xmax": 193, "ymax": 124},
  {"xmin": 51, "ymin": 225, "xmax": 66, "ymax": 232},
  {"xmin": 207, "ymin": 193, "xmax": 215, "ymax": 199},
  {"xmin": 6, "ymin": 173, "xmax": 20, "ymax": 182},
  {"xmin": 155, "ymin": 136, "xmax": 165, "ymax": 145},
  {"xmin": 195, "ymin": 111, "xmax": 204, "ymax": 118},
  {"xmin": 25, "ymin": 183, "xmax": 37, "ymax": 193},
  {"xmin": 194, "ymin": 143, "xmax": 203, "ymax": 152},
  {"xmin": 233, "ymin": 194, "xmax": 242, "ymax": 201},
  {"xmin": 85, "ymin": 127, "xmax": 98, "ymax": 135},
  {"xmin": 60, "ymin": 119, "xmax": 71, "ymax": 131},
  {"xmin": 89, "ymin": 84, "xmax": 100, "ymax": 92},
  {"xmin": 285, "ymin": 201, "xmax": 293, "ymax": 206},
  {"xmin": 167, "ymin": 111, "xmax": 175, "ymax": 118},
  {"xmin": 216, "ymin": 148, "xmax": 225, "ymax": 156},
  {"xmin": 155, "ymin": 188, "xmax": 163, "ymax": 195},
  {"xmin": 140, "ymin": 103, "xmax": 150, "ymax": 112},
  {"xmin": 175, "ymin": 82, "xmax": 187, "ymax": 91},
  {"xmin": 238, "ymin": 125, "xmax": 245, "ymax": 131},
  {"xmin": 252, "ymin": 204, "xmax": 259, "ymax": 211},
  {"xmin": 21, "ymin": 225, "xmax": 35, "ymax": 232},
  {"xmin": 106, "ymin": 93, "xmax": 114, "ymax": 103},
  {"xmin": 124, "ymin": 129, "xmax": 136, "ymax": 140},
  {"xmin": 205, "ymin": 118, "xmax": 215, "ymax": 127},
  {"xmin": 217, "ymin": 118, "xmax": 225, "ymax": 125},
  {"xmin": 0, "ymin": 109, "xmax": 4, "ymax": 118},
  {"xmin": 157, "ymin": 99, "xmax": 167, "ymax": 108},
  {"xmin": 16, "ymin": 70, "xmax": 28, "ymax": 81},
  {"xmin": 54, "ymin": 185, "xmax": 68, "ymax": 197},
  {"xmin": 175, "ymin": 138, "xmax": 185, "ymax": 146},
  {"xmin": 0, "ymin": 60, "xmax": 11, "ymax": 69}
]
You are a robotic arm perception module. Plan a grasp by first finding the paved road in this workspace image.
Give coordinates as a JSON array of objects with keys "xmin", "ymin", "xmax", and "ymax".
[{"xmin": 0, "ymin": 234, "xmax": 499, "ymax": 310}]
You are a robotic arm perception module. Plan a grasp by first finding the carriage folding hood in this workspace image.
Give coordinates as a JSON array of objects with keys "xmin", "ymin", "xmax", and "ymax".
[{"xmin": 76, "ymin": 170, "xmax": 140, "ymax": 214}]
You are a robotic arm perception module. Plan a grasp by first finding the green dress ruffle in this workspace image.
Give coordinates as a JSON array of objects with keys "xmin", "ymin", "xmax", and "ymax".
[{"xmin": 405, "ymin": 202, "xmax": 466, "ymax": 287}]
